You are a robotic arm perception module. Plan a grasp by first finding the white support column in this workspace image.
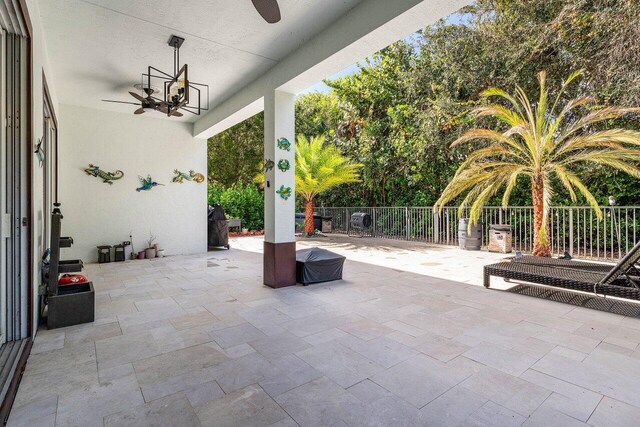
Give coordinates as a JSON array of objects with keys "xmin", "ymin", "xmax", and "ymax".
[{"xmin": 263, "ymin": 90, "xmax": 296, "ymax": 288}]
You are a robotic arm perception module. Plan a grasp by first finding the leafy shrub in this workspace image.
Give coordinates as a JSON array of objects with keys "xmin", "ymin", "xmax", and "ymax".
[{"xmin": 208, "ymin": 184, "xmax": 264, "ymax": 231}]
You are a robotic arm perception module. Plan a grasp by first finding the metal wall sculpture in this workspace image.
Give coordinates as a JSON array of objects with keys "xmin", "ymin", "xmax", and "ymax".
[
  {"xmin": 277, "ymin": 137, "xmax": 291, "ymax": 152},
  {"xmin": 136, "ymin": 175, "xmax": 164, "ymax": 192},
  {"xmin": 276, "ymin": 185, "xmax": 292, "ymax": 200},
  {"xmin": 277, "ymin": 159, "xmax": 290, "ymax": 172},
  {"xmin": 264, "ymin": 159, "xmax": 275, "ymax": 172},
  {"xmin": 34, "ymin": 138, "xmax": 45, "ymax": 167},
  {"xmin": 84, "ymin": 164, "xmax": 124, "ymax": 185},
  {"xmin": 172, "ymin": 169, "xmax": 205, "ymax": 183}
]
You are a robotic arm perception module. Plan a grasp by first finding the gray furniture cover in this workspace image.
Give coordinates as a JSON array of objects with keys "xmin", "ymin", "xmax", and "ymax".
[{"xmin": 296, "ymin": 248, "xmax": 345, "ymax": 285}]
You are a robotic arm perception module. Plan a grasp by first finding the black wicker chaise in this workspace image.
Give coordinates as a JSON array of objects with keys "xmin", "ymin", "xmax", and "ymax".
[{"xmin": 484, "ymin": 241, "xmax": 640, "ymax": 300}]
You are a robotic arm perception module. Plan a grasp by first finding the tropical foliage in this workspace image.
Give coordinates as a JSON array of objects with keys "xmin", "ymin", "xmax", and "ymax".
[
  {"xmin": 208, "ymin": 0, "xmax": 640, "ymax": 209},
  {"xmin": 207, "ymin": 184, "xmax": 264, "ymax": 231},
  {"xmin": 434, "ymin": 71, "xmax": 640, "ymax": 256},
  {"xmin": 295, "ymin": 135, "xmax": 362, "ymax": 235}
]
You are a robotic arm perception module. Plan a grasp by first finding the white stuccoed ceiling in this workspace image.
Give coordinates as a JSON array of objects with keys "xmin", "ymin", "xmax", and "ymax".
[{"xmin": 38, "ymin": 0, "xmax": 364, "ymax": 122}]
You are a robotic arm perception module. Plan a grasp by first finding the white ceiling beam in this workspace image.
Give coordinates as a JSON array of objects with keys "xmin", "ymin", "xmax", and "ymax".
[{"xmin": 193, "ymin": 0, "xmax": 469, "ymax": 139}]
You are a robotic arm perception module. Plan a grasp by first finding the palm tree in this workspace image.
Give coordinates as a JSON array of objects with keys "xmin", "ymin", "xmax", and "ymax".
[
  {"xmin": 435, "ymin": 71, "xmax": 640, "ymax": 256},
  {"xmin": 296, "ymin": 135, "xmax": 362, "ymax": 235}
]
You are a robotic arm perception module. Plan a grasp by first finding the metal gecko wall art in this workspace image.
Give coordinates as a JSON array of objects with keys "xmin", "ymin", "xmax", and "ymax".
[
  {"xmin": 84, "ymin": 164, "xmax": 124, "ymax": 185},
  {"xmin": 172, "ymin": 169, "xmax": 205, "ymax": 184}
]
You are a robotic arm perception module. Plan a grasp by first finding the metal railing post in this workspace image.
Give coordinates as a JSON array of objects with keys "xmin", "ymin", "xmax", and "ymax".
[
  {"xmin": 434, "ymin": 211, "xmax": 440, "ymax": 244},
  {"xmin": 405, "ymin": 207, "xmax": 410, "ymax": 240},
  {"xmin": 569, "ymin": 208, "xmax": 574, "ymax": 256}
]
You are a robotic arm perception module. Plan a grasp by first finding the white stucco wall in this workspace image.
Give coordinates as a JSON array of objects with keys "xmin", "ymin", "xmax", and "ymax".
[
  {"xmin": 58, "ymin": 104, "xmax": 207, "ymax": 263},
  {"xmin": 28, "ymin": 0, "xmax": 61, "ymax": 335}
]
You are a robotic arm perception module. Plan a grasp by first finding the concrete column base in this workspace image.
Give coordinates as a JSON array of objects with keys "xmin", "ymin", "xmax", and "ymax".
[{"xmin": 263, "ymin": 241, "xmax": 296, "ymax": 288}]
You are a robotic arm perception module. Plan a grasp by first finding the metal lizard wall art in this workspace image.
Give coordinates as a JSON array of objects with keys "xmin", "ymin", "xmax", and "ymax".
[
  {"xmin": 84, "ymin": 164, "xmax": 124, "ymax": 185},
  {"xmin": 172, "ymin": 169, "xmax": 205, "ymax": 183}
]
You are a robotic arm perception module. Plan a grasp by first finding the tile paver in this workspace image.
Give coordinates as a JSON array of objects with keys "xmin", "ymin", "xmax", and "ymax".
[{"xmin": 8, "ymin": 235, "xmax": 640, "ymax": 426}]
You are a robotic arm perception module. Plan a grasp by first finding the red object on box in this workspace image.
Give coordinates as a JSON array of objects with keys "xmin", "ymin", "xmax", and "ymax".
[{"xmin": 58, "ymin": 274, "xmax": 88, "ymax": 286}]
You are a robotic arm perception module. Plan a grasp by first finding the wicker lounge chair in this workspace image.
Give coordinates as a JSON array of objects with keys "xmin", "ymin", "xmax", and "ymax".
[
  {"xmin": 512, "ymin": 256, "xmax": 615, "ymax": 274},
  {"xmin": 484, "ymin": 241, "xmax": 640, "ymax": 300}
]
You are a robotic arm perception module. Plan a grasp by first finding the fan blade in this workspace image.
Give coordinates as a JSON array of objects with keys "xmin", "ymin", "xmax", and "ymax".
[
  {"xmin": 170, "ymin": 110, "xmax": 184, "ymax": 117},
  {"xmin": 129, "ymin": 91, "xmax": 147, "ymax": 102},
  {"xmin": 157, "ymin": 104, "xmax": 169, "ymax": 114},
  {"xmin": 251, "ymin": 0, "xmax": 280, "ymax": 23},
  {"xmin": 134, "ymin": 108, "xmax": 145, "ymax": 115},
  {"xmin": 102, "ymin": 99, "xmax": 140, "ymax": 105}
]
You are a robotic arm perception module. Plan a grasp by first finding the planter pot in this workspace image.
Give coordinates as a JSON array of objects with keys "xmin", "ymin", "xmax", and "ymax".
[
  {"xmin": 157, "ymin": 249, "xmax": 165, "ymax": 258},
  {"xmin": 137, "ymin": 250, "xmax": 146, "ymax": 259},
  {"xmin": 242, "ymin": 228, "xmax": 249, "ymax": 234},
  {"xmin": 145, "ymin": 248, "xmax": 156, "ymax": 259}
]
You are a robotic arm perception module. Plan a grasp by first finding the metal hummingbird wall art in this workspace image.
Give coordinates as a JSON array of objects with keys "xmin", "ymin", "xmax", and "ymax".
[{"xmin": 136, "ymin": 175, "xmax": 164, "ymax": 192}]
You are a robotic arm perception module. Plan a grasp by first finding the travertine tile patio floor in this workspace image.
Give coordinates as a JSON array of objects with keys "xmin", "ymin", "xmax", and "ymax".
[{"xmin": 8, "ymin": 236, "xmax": 640, "ymax": 426}]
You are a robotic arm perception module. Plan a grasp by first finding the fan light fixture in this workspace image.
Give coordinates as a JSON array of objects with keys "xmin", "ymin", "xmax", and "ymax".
[{"xmin": 140, "ymin": 35, "xmax": 209, "ymax": 117}]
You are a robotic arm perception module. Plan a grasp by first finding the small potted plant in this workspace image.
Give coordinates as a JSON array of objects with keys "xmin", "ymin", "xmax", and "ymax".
[{"xmin": 145, "ymin": 233, "xmax": 157, "ymax": 259}]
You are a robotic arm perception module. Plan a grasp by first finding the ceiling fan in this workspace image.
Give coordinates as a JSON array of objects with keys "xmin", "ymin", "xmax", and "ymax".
[
  {"xmin": 102, "ymin": 89, "xmax": 184, "ymax": 117},
  {"xmin": 252, "ymin": 0, "xmax": 281, "ymax": 23}
]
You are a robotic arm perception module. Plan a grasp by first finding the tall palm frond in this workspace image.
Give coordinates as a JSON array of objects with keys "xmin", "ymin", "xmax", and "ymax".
[
  {"xmin": 434, "ymin": 70, "xmax": 640, "ymax": 256},
  {"xmin": 295, "ymin": 134, "xmax": 362, "ymax": 201}
]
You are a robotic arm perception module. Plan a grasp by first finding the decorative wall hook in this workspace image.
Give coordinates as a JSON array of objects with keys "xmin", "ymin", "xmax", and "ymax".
[
  {"xmin": 264, "ymin": 159, "xmax": 275, "ymax": 172},
  {"xmin": 84, "ymin": 164, "xmax": 124, "ymax": 185}
]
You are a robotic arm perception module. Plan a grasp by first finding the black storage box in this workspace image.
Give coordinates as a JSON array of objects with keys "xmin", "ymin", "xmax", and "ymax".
[
  {"xmin": 113, "ymin": 244, "xmax": 126, "ymax": 262},
  {"xmin": 58, "ymin": 259, "xmax": 84, "ymax": 273},
  {"xmin": 296, "ymin": 248, "xmax": 346, "ymax": 285},
  {"xmin": 59, "ymin": 237, "xmax": 74, "ymax": 248},
  {"xmin": 47, "ymin": 282, "xmax": 95, "ymax": 329}
]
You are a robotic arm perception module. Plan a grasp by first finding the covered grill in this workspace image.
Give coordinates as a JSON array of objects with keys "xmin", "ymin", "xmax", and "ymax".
[
  {"xmin": 296, "ymin": 248, "xmax": 346, "ymax": 285},
  {"xmin": 208, "ymin": 204, "xmax": 230, "ymax": 249}
]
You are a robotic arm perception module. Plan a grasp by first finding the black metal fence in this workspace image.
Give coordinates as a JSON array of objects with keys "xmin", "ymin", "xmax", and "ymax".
[{"xmin": 316, "ymin": 206, "xmax": 640, "ymax": 262}]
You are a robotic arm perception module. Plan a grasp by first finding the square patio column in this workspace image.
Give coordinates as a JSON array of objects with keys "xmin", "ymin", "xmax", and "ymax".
[{"xmin": 263, "ymin": 90, "xmax": 296, "ymax": 288}]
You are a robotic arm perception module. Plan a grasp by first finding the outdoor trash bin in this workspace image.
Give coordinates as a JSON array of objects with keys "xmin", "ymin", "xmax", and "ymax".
[
  {"xmin": 296, "ymin": 248, "xmax": 345, "ymax": 285},
  {"xmin": 489, "ymin": 224, "xmax": 512, "ymax": 253},
  {"xmin": 459, "ymin": 218, "xmax": 483, "ymax": 250}
]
